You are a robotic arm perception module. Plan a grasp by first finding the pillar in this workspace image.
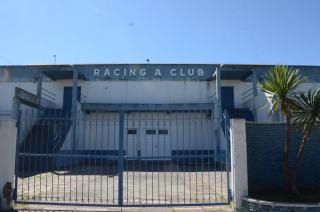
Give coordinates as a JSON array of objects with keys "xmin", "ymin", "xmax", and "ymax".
[
  {"xmin": 215, "ymin": 66, "xmax": 222, "ymax": 153},
  {"xmin": 230, "ymin": 119, "xmax": 248, "ymax": 209},
  {"xmin": 36, "ymin": 71, "xmax": 43, "ymax": 117},
  {"xmin": 71, "ymin": 69, "xmax": 78, "ymax": 151},
  {"xmin": 0, "ymin": 119, "xmax": 17, "ymax": 209},
  {"xmin": 252, "ymin": 69, "xmax": 258, "ymax": 121}
]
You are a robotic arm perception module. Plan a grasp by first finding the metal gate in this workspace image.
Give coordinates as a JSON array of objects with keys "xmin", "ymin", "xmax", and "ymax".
[{"xmin": 14, "ymin": 107, "xmax": 231, "ymax": 206}]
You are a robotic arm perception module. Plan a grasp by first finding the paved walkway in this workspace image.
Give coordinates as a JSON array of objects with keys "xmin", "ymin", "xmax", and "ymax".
[
  {"xmin": 14, "ymin": 204, "xmax": 234, "ymax": 211},
  {"xmin": 17, "ymin": 170, "xmax": 228, "ymax": 205}
]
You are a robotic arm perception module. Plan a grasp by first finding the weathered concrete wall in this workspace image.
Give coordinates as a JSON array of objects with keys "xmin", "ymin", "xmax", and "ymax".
[
  {"xmin": 0, "ymin": 118, "xmax": 17, "ymax": 209},
  {"xmin": 230, "ymin": 119, "xmax": 248, "ymax": 209},
  {"xmin": 61, "ymin": 112, "xmax": 217, "ymax": 155},
  {"xmin": 3, "ymin": 79, "xmax": 320, "ymax": 123},
  {"xmin": 84, "ymin": 80, "xmax": 213, "ymax": 104},
  {"xmin": 0, "ymin": 83, "xmax": 37, "ymax": 112},
  {"xmin": 0, "ymin": 80, "xmax": 79, "ymax": 112}
]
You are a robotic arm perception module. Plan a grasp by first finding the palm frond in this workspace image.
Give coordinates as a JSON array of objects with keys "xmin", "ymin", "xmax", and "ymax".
[
  {"xmin": 292, "ymin": 89, "xmax": 320, "ymax": 131},
  {"xmin": 259, "ymin": 65, "xmax": 305, "ymax": 118}
]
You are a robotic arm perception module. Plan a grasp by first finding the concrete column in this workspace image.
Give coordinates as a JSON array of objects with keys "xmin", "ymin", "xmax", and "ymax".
[
  {"xmin": 36, "ymin": 71, "xmax": 43, "ymax": 105},
  {"xmin": 36, "ymin": 71, "xmax": 43, "ymax": 118},
  {"xmin": 230, "ymin": 119, "xmax": 248, "ymax": 209},
  {"xmin": 71, "ymin": 69, "xmax": 78, "ymax": 151},
  {"xmin": 215, "ymin": 67, "xmax": 222, "ymax": 153},
  {"xmin": 252, "ymin": 69, "xmax": 258, "ymax": 121},
  {"xmin": 0, "ymin": 119, "xmax": 17, "ymax": 209}
]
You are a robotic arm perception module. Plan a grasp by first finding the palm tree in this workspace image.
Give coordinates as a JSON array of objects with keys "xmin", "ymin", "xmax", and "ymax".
[
  {"xmin": 291, "ymin": 89, "xmax": 320, "ymax": 193},
  {"xmin": 259, "ymin": 65, "xmax": 305, "ymax": 192}
]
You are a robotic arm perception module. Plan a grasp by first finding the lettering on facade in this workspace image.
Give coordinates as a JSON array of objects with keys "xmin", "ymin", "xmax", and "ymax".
[{"xmin": 93, "ymin": 67, "xmax": 205, "ymax": 79}]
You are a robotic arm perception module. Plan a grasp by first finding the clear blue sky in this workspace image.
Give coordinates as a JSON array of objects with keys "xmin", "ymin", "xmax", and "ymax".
[{"xmin": 1, "ymin": 0, "xmax": 319, "ymax": 65}]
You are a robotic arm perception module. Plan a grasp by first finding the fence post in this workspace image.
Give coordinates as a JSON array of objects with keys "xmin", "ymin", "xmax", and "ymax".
[
  {"xmin": 118, "ymin": 111, "xmax": 124, "ymax": 206},
  {"xmin": 215, "ymin": 66, "xmax": 222, "ymax": 154},
  {"xmin": 230, "ymin": 119, "xmax": 248, "ymax": 209},
  {"xmin": 223, "ymin": 110, "xmax": 232, "ymax": 204}
]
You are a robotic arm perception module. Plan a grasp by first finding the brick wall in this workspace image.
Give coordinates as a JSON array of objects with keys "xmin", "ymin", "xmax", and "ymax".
[{"xmin": 246, "ymin": 122, "xmax": 320, "ymax": 194}]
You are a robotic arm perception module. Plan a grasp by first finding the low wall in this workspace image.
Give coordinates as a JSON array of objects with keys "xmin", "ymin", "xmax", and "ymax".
[
  {"xmin": 246, "ymin": 122, "xmax": 320, "ymax": 193},
  {"xmin": 0, "ymin": 118, "xmax": 17, "ymax": 209},
  {"xmin": 242, "ymin": 197, "xmax": 320, "ymax": 212}
]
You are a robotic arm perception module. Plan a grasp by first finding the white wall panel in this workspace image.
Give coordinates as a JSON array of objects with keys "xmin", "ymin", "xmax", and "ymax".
[
  {"xmin": 0, "ymin": 83, "xmax": 37, "ymax": 111},
  {"xmin": 84, "ymin": 81, "xmax": 212, "ymax": 104},
  {"xmin": 61, "ymin": 112, "xmax": 218, "ymax": 157}
]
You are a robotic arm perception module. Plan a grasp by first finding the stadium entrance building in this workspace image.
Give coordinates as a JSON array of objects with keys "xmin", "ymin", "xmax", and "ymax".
[{"xmin": 1, "ymin": 64, "xmax": 319, "ymax": 206}]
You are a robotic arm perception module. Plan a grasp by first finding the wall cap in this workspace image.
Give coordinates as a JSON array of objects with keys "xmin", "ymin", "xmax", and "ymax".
[{"xmin": 242, "ymin": 197, "xmax": 320, "ymax": 207}]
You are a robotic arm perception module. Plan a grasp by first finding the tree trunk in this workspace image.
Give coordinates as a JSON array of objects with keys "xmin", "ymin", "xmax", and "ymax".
[
  {"xmin": 283, "ymin": 114, "xmax": 293, "ymax": 192},
  {"xmin": 291, "ymin": 128, "xmax": 312, "ymax": 194}
]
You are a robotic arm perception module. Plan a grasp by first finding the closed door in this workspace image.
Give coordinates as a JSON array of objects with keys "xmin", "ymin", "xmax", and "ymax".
[
  {"xmin": 157, "ymin": 129, "xmax": 170, "ymax": 159},
  {"xmin": 144, "ymin": 129, "xmax": 157, "ymax": 159},
  {"xmin": 142, "ymin": 128, "xmax": 170, "ymax": 160}
]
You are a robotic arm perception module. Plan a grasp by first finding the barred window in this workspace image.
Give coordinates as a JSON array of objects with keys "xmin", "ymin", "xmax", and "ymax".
[
  {"xmin": 158, "ymin": 129, "xmax": 168, "ymax": 135},
  {"xmin": 127, "ymin": 129, "xmax": 137, "ymax": 134},
  {"xmin": 146, "ymin": 129, "xmax": 156, "ymax": 135}
]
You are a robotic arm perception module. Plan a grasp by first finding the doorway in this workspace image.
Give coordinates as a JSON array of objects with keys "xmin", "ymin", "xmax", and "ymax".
[
  {"xmin": 63, "ymin": 87, "xmax": 81, "ymax": 109},
  {"xmin": 221, "ymin": 86, "xmax": 234, "ymax": 111}
]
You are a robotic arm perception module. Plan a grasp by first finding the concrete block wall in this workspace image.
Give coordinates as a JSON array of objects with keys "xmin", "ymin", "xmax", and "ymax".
[
  {"xmin": 246, "ymin": 122, "xmax": 320, "ymax": 193},
  {"xmin": 0, "ymin": 118, "xmax": 17, "ymax": 209}
]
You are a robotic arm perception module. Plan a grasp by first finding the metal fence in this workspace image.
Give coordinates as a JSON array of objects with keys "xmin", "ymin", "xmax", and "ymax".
[{"xmin": 15, "ymin": 108, "xmax": 230, "ymax": 207}]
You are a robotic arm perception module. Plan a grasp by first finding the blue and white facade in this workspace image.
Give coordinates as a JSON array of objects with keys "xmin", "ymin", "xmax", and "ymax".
[{"xmin": 1, "ymin": 64, "xmax": 320, "ymax": 158}]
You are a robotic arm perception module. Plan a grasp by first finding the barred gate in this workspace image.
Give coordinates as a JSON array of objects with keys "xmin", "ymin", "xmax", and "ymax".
[{"xmin": 14, "ymin": 107, "xmax": 231, "ymax": 206}]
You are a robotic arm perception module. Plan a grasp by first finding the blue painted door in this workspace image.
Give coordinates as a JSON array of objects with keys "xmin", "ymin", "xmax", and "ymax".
[
  {"xmin": 63, "ymin": 87, "xmax": 81, "ymax": 109},
  {"xmin": 221, "ymin": 87, "xmax": 234, "ymax": 110}
]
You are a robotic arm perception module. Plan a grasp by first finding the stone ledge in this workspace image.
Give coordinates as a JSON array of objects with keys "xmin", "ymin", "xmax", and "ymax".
[{"xmin": 242, "ymin": 197, "xmax": 320, "ymax": 211}]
